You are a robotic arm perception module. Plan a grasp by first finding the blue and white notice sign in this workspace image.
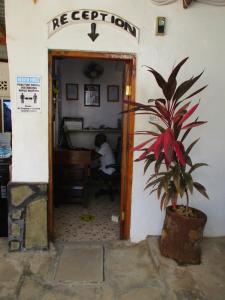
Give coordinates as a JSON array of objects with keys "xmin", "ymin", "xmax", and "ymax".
[{"xmin": 16, "ymin": 76, "xmax": 41, "ymax": 112}]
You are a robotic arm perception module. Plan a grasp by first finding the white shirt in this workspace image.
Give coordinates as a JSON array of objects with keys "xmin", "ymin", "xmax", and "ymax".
[{"xmin": 97, "ymin": 142, "xmax": 115, "ymax": 175}]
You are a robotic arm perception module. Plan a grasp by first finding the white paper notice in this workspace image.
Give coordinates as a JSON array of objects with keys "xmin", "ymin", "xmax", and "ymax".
[{"xmin": 16, "ymin": 76, "xmax": 41, "ymax": 112}]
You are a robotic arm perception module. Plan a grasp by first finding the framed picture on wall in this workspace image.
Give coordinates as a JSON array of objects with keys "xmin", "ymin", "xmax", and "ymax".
[
  {"xmin": 66, "ymin": 83, "xmax": 79, "ymax": 100},
  {"xmin": 107, "ymin": 85, "xmax": 119, "ymax": 102},
  {"xmin": 84, "ymin": 84, "xmax": 100, "ymax": 107}
]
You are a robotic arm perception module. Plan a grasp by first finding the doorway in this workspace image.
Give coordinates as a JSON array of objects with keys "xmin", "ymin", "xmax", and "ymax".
[{"xmin": 48, "ymin": 51, "xmax": 135, "ymax": 241}]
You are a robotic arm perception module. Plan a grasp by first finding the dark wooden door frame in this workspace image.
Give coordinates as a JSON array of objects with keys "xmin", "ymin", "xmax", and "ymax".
[{"xmin": 48, "ymin": 50, "xmax": 136, "ymax": 240}]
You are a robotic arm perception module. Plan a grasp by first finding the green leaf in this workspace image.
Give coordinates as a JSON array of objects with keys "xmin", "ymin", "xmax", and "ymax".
[
  {"xmin": 157, "ymin": 181, "xmax": 163, "ymax": 199},
  {"xmin": 173, "ymin": 166, "xmax": 181, "ymax": 193},
  {"xmin": 145, "ymin": 177, "xmax": 164, "ymax": 190},
  {"xmin": 193, "ymin": 182, "xmax": 209, "ymax": 199},
  {"xmin": 162, "ymin": 177, "xmax": 169, "ymax": 194},
  {"xmin": 147, "ymin": 172, "xmax": 168, "ymax": 183},
  {"xmin": 163, "ymin": 193, "xmax": 170, "ymax": 209},
  {"xmin": 186, "ymin": 156, "xmax": 193, "ymax": 167},
  {"xmin": 184, "ymin": 173, "xmax": 194, "ymax": 194},
  {"xmin": 181, "ymin": 127, "xmax": 192, "ymax": 143},
  {"xmin": 189, "ymin": 163, "xmax": 208, "ymax": 174},
  {"xmin": 160, "ymin": 193, "xmax": 167, "ymax": 210},
  {"xmin": 154, "ymin": 153, "xmax": 164, "ymax": 175},
  {"xmin": 149, "ymin": 122, "xmax": 165, "ymax": 133},
  {"xmin": 186, "ymin": 138, "xmax": 200, "ymax": 155},
  {"xmin": 144, "ymin": 154, "xmax": 155, "ymax": 174},
  {"xmin": 179, "ymin": 179, "xmax": 185, "ymax": 198},
  {"xmin": 150, "ymin": 188, "xmax": 158, "ymax": 195}
]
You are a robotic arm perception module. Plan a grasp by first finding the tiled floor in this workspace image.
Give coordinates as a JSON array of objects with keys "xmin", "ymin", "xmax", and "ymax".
[{"xmin": 54, "ymin": 188, "xmax": 120, "ymax": 242}]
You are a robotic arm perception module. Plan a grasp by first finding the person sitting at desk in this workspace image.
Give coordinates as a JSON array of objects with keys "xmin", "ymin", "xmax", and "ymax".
[{"xmin": 91, "ymin": 133, "xmax": 116, "ymax": 179}]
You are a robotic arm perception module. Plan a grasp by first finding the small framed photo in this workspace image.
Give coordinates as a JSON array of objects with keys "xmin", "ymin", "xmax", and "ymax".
[
  {"xmin": 107, "ymin": 85, "xmax": 119, "ymax": 102},
  {"xmin": 84, "ymin": 84, "xmax": 100, "ymax": 107},
  {"xmin": 66, "ymin": 83, "xmax": 79, "ymax": 100}
]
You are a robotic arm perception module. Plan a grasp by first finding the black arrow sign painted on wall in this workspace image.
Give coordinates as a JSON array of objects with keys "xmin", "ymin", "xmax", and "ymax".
[{"xmin": 88, "ymin": 23, "xmax": 99, "ymax": 42}]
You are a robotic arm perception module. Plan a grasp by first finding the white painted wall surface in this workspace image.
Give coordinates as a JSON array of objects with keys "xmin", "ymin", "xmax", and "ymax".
[{"xmin": 5, "ymin": 0, "xmax": 225, "ymax": 240}]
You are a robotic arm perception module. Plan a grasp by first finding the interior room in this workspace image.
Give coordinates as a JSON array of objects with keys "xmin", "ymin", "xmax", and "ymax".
[
  {"xmin": 0, "ymin": 61, "xmax": 11, "ymax": 239},
  {"xmin": 52, "ymin": 57, "xmax": 125, "ymax": 242}
]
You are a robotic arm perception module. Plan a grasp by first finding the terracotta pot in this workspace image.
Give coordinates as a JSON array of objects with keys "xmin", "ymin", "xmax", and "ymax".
[{"xmin": 159, "ymin": 205, "xmax": 207, "ymax": 264}]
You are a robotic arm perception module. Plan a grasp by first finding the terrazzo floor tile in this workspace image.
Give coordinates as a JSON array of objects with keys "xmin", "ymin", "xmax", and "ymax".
[{"xmin": 54, "ymin": 189, "xmax": 120, "ymax": 242}]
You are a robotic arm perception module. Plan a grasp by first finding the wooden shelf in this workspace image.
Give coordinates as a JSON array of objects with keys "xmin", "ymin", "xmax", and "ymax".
[{"xmin": 67, "ymin": 129, "xmax": 121, "ymax": 133}]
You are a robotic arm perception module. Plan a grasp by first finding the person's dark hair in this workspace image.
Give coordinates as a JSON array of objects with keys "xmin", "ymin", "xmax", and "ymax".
[{"xmin": 95, "ymin": 133, "xmax": 107, "ymax": 147}]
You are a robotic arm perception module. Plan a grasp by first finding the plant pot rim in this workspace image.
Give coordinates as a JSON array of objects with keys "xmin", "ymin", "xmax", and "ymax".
[{"xmin": 166, "ymin": 205, "xmax": 207, "ymax": 221}]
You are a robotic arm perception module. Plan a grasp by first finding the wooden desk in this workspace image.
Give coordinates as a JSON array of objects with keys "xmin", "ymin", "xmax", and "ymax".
[
  {"xmin": 54, "ymin": 149, "xmax": 91, "ymax": 165},
  {"xmin": 53, "ymin": 149, "xmax": 91, "ymax": 206}
]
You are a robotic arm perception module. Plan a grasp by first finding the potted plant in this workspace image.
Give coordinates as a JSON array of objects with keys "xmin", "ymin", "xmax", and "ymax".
[{"xmin": 125, "ymin": 57, "xmax": 209, "ymax": 264}]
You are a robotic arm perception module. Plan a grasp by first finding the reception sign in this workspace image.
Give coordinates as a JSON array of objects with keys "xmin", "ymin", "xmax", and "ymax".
[{"xmin": 48, "ymin": 10, "xmax": 140, "ymax": 41}]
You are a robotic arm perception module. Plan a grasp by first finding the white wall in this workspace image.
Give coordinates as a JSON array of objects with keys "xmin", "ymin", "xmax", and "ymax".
[{"xmin": 5, "ymin": 0, "xmax": 225, "ymax": 240}]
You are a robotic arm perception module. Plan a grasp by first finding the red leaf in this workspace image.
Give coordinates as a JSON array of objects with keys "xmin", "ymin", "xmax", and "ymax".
[
  {"xmin": 168, "ymin": 58, "xmax": 189, "ymax": 84},
  {"xmin": 174, "ymin": 141, "xmax": 186, "ymax": 166},
  {"xmin": 122, "ymin": 100, "xmax": 156, "ymax": 113},
  {"xmin": 163, "ymin": 128, "xmax": 174, "ymax": 164},
  {"xmin": 148, "ymin": 110, "xmax": 167, "ymax": 120},
  {"xmin": 165, "ymin": 157, "xmax": 170, "ymax": 169},
  {"xmin": 173, "ymin": 71, "xmax": 204, "ymax": 102},
  {"xmin": 164, "ymin": 57, "xmax": 189, "ymax": 100},
  {"xmin": 149, "ymin": 122, "xmax": 165, "ymax": 133},
  {"xmin": 136, "ymin": 143, "xmax": 155, "ymax": 161},
  {"xmin": 154, "ymin": 135, "xmax": 163, "ymax": 160},
  {"xmin": 135, "ymin": 131, "xmax": 159, "ymax": 136},
  {"xmin": 181, "ymin": 117, "xmax": 198, "ymax": 141},
  {"xmin": 123, "ymin": 99, "xmax": 146, "ymax": 107},
  {"xmin": 184, "ymin": 85, "xmax": 208, "ymax": 100},
  {"xmin": 149, "ymin": 98, "xmax": 166, "ymax": 106},
  {"xmin": 155, "ymin": 101, "xmax": 169, "ymax": 120},
  {"xmin": 182, "ymin": 121, "xmax": 207, "ymax": 130},
  {"xmin": 178, "ymin": 102, "xmax": 199, "ymax": 126},
  {"xmin": 174, "ymin": 101, "xmax": 191, "ymax": 120},
  {"xmin": 132, "ymin": 138, "xmax": 155, "ymax": 151},
  {"xmin": 146, "ymin": 67, "xmax": 166, "ymax": 90}
]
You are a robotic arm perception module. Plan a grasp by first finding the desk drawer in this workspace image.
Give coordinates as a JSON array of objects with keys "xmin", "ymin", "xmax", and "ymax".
[{"xmin": 54, "ymin": 150, "xmax": 91, "ymax": 165}]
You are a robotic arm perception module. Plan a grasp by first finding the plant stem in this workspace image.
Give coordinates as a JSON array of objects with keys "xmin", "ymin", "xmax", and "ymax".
[{"xmin": 185, "ymin": 188, "xmax": 189, "ymax": 216}]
